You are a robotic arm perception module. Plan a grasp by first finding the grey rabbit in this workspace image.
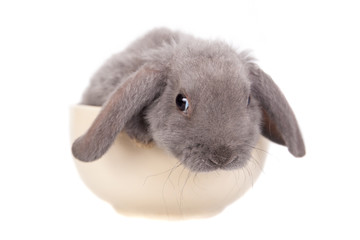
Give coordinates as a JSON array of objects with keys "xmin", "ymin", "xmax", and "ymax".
[{"xmin": 72, "ymin": 28, "xmax": 305, "ymax": 172}]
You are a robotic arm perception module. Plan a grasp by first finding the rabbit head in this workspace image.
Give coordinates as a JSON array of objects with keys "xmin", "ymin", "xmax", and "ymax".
[{"xmin": 72, "ymin": 35, "xmax": 305, "ymax": 172}]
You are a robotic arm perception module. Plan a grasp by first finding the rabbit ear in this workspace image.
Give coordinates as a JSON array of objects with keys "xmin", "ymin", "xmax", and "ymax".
[
  {"xmin": 248, "ymin": 64, "xmax": 305, "ymax": 157},
  {"xmin": 72, "ymin": 65, "xmax": 166, "ymax": 162}
]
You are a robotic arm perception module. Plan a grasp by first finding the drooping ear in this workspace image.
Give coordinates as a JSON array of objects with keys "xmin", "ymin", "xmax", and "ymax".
[
  {"xmin": 248, "ymin": 63, "xmax": 305, "ymax": 157},
  {"xmin": 72, "ymin": 64, "xmax": 166, "ymax": 162}
]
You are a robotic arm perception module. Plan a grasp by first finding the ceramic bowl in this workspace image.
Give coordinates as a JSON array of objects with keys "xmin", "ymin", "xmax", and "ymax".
[{"xmin": 70, "ymin": 104, "xmax": 269, "ymax": 219}]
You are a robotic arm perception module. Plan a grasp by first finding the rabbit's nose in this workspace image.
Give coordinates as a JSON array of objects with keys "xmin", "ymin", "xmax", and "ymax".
[{"xmin": 210, "ymin": 145, "xmax": 233, "ymax": 166}]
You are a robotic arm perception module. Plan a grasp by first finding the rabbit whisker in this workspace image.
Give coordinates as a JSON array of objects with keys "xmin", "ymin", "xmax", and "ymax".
[
  {"xmin": 143, "ymin": 162, "xmax": 182, "ymax": 186},
  {"xmin": 161, "ymin": 162, "xmax": 182, "ymax": 217},
  {"xmin": 177, "ymin": 165, "xmax": 187, "ymax": 187},
  {"xmin": 179, "ymin": 171, "xmax": 192, "ymax": 212},
  {"xmin": 242, "ymin": 142, "xmax": 270, "ymax": 156}
]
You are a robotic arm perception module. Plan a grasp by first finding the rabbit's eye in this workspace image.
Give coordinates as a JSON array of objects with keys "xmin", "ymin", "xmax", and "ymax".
[
  {"xmin": 176, "ymin": 94, "xmax": 189, "ymax": 113},
  {"xmin": 247, "ymin": 96, "xmax": 251, "ymax": 106}
]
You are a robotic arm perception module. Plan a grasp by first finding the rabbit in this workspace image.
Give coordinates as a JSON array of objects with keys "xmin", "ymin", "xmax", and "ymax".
[{"xmin": 72, "ymin": 28, "xmax": 305, "ymax": 172}]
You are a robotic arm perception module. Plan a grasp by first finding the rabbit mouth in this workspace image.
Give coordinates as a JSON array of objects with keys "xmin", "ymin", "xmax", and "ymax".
[
  {"xmin": 181, "ymin": 156, "xmax": 219, "ymax": 172},
  {"xmin": 181, "ymin": 155, "xmax": 248, "ymax": 172},
  {"xmin": 180, "ymin": 144, "xmax": 253, "ymax": 172}
]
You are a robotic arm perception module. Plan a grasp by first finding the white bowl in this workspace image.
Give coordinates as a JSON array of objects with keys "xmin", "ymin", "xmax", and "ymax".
[{"xmin": 70, "ymin": 105, "xmax": 269, "ymax": 219}]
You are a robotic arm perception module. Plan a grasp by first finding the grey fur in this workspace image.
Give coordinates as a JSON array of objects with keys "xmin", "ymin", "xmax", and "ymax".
[{"xmin": 72, "ymin": 28, "xmax": 305, "ymax": 172}]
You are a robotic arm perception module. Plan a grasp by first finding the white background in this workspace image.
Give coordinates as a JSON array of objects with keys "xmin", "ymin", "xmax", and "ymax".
[{"xmin": 1, "ymin": 0, "xmax": 359, "ymax": 239}]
